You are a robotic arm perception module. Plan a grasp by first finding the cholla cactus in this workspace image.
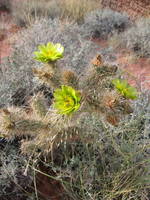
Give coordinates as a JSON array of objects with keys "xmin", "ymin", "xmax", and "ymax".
[
  {"xmin": 53, "ymin": 85, "xmax": 81, "ymax": 115},
  {"xmin": 34, "ymin": 42, "xmax": 64, "ymax": 63},
  {"xmin": 62, "ymin": 70, "xmax": 79, "ymax": 89},
  {"xmin": 0, "ymin": 107, "xmax": 48, "ymax": 138},
  {"xmin": 112, "ymin": 79, "xmax": 138, "ymax": 100},
  {"xmin": 33, "ymin": 42, "xmax": 64, "ymax": 89},
  {"xmin": 29, "ymin": 92, "xmax": 48, "ymax": 118},
  {"xmin": 0, "ymin": 42, "xmax": 138, "ymax": 155}
]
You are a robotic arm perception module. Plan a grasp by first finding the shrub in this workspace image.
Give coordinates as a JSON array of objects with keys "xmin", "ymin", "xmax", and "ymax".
[
  {"xmin": 81, "ymin": 8, "xmax": 131, "ymax": 39},
  {"xmin": 112, "ymin": 18, "xmax": 150, "ymax": 57},
  {"xmin": 0, "ymin": 0, "xmax": 11, "ymax": 12},
  {"xmin": 0, "ymin": 141, "xmax": 34, "ymax": 200}
]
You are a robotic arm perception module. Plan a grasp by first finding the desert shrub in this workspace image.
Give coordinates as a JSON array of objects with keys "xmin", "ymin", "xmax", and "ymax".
[
  {"xmin": 81, "ymin": 8, "xmax": 131, "ymax": 39},
  {"xmin": 0, "ymin": 55, "xmax": 33, "ymax": 106},
  {"xmin": 110, "ymin": 18, "xmax": 150, "ymax": 57},
  {"xmin": 0, "ymin": 141, "xmax": 34, "ymax": 200},
  {"xmin": 0, "ymin": 0, "xmax": 11, "ymax": 12},
  {"xmin": 0, "ymin": 18, "xmax": 99, "ymax": 106}
]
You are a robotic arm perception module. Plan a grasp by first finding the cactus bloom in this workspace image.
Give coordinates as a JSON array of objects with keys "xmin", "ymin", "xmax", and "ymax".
[
  {"xmin": 34, "ymin": 42, "xmax": 64, "ymax": 63},
  {"xmin": 53, "ymin": 85, "xmax": 81, "ymax": 115},
  {"xmin": 112, "ymin": 79, "xmax": 138, "ymax": 100}
]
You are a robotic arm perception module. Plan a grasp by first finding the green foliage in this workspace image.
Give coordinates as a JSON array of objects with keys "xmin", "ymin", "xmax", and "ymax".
[
  {"xmin": 34, "ymin": 42, "xmax": 64, "ymax": 63},
  {"xmin": 112, "ymin": 79, "xmax": 138, "ymax": 100},
  {"xmin": 53, "ymin": 85, "xmax": 81, "ymax": 115}
]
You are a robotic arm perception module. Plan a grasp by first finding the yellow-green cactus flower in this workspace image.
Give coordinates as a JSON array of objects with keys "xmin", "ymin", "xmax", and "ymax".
[
  {"xmin": 53, "ymin": 85, "xmax": 81, "ymax": 115},
  {"xmin": 34, "ymin": 42, "xmax": 64, "ymax": 63},
  {"xmin": 112, "ymin": 79, "xmax": 138, "ymax": 100}
]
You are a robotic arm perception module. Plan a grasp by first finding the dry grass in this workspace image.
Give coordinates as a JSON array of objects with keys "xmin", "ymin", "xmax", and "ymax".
[
  {"xmin": 11, "ymin": 0, "xmax": 60, "ymax": 27},
  {"xmin": 10, "ymin": 0, "xmax": 101, "ymax": 26},
  {"xmin": 60, "ymin": 0, "xmax": 101, "ymax": 23}
]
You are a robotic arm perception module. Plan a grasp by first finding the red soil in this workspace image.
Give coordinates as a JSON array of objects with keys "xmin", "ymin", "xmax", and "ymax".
[
  {"xmin": 0, "ymin": 39, "xmax": 11, "ymax": 63},
  {"xmin": 36, "ymin": 164, "xmax": 68, "ymax": 200},
  {"xmin": 0, "ymin": 11, "xmax": 20, "ymax": 63},
  {"xmin": 117, "ymin": 51, "xmax": 150, "ymax": 90},
  {"xmin": 101, "ymin": 0, "xmax": 150, "ymax": 90},
  {"xmin": 102, "ymin": 0, "xmax": 150, "ymax": 20}
]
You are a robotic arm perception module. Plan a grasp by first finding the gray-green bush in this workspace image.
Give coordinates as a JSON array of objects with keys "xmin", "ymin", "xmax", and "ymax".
[
  {"xmin": 110, "ymin": 18, "xmax": 150, "ymax": 57},
  {"xmin": 0, "ymin": 141, "xmax": 34, "ymax": 200},
  {"xmin": 0, "ymin": 0, "xmax": 11, "ymax": 12},
  {"xmin": 81, "ymin": 9, "xmax": 131, "ymax": 39}
]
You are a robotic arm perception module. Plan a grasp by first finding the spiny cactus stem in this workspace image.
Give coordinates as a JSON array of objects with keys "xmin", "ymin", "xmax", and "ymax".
[{"xmin": 30, "ymin": 94, "xmax": 48, "ymax": 118}]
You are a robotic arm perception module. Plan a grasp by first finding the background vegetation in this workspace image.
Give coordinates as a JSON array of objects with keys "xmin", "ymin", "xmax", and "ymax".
[{"xmin": 0, "ymin": 0, "xmax": 150, "ymax": 199}]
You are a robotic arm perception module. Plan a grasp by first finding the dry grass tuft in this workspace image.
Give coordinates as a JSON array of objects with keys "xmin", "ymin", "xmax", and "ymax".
[
  {"xmin": 60, "ymin": 0, "xmax": 101, "ymax": 23},
  {"xmin": 11, "ymin": 0, "xmax": 61, "ymax": 27},
  {"xmin": 10, "ymin": 0, "xmax": 101, "ymax": 26}
]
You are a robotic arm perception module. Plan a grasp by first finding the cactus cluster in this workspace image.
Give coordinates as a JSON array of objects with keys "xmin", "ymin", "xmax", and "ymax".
[{"xmin": 0, "ymin": 42, "xmax": 138, "ymax": 155}]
